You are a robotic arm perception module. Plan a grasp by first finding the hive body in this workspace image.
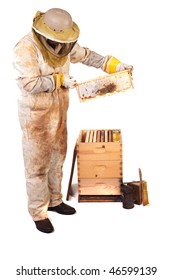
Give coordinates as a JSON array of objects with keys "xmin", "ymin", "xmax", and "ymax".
[{"xmin": 77, "ymin": 129, "xmax": 123, "ymax": 202}]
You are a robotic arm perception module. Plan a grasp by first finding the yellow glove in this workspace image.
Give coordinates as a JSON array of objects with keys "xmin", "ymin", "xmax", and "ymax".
[
  {"xmin": 53, "ymin": 73, "xmax": 64, "ymax": 89},
  {"xmin": 103, "ymin": 56, "xmax": 133, "ymax": 75},
  {"xmin": 53, "ymin": 73, "xmax": 76, "ymax": 89}
]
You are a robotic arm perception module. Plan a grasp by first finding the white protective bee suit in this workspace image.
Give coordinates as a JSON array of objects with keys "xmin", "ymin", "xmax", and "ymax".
[{"xmin": 13, "ymin": 8, "xmax": 132, "ymax": 221}]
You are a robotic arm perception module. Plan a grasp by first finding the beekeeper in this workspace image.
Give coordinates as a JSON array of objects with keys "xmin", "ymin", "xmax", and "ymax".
[{"xmin": 13, "ymin": 8, "xmax": 133, "ymax": 233}]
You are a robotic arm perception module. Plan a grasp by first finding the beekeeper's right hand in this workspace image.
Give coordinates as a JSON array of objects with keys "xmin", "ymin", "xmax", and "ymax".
[
  {"xmin": 53, "ymin": 73, "xmax": 76, "ymax": 89},
  {"xmin": 62, "ymin": 74, "xmax": 76, "ymax": 89}
]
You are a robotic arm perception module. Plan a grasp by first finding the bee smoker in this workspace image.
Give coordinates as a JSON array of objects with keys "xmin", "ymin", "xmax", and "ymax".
[{"xmin": 121, "ymin": 184, "xmax": 134, "ymax": 209}]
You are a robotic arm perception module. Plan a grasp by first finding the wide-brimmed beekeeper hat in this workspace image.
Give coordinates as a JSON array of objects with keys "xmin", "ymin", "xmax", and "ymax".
[{"xmin": 32, "ymin": 8, "xmax": 80, "ymax": 43}]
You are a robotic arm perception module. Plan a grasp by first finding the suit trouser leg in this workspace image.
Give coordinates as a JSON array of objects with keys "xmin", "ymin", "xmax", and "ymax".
[
  {"xmin": 19, "ymin": 90, "xmax": 69, "ymax": 221},
  {"xmin": 21, "ymin": 114, "xmax": 55, "ymax": 221},
  {"xmin": 48, "ymin": 123, "xmax": 67, "ymax": 207},
  {"xmin": 48, "ymin": 89, "xmax": 69, "ymax": 207},
  {"xmin": 19, "ymin": 97, "xmax": 55, "ymax": 220}
]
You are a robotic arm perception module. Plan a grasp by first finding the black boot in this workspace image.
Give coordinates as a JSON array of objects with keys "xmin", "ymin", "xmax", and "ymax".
[
  {"xmin": 34, "ymin": 218, "xmax": 54, "ymax": 233},
  {"xmin": 48, "ymin": 202, "xmax": 76, "ymax": 215}
]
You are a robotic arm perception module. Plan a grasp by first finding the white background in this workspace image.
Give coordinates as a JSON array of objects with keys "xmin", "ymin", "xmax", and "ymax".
[{"xmin": 1, "ymin": 0, "xmax": 173, "ymax": 279}]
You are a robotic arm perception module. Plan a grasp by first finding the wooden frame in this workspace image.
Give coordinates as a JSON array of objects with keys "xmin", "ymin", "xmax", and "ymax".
[{"xmin": 75, "ymin": 70, "xmax": 133, "ymax": 102}]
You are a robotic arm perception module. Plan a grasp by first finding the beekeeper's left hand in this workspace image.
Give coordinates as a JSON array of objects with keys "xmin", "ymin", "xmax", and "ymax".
[{"xmin": 116, "ymin": 63, "xmax": 133, "ymax": 75}]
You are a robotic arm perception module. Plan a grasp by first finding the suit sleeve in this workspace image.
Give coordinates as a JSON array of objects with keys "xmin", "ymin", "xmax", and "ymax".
[
  {"xmin": 13, "ymin": 39, "xmax": 55, "ymax": 94},
  {"xmin": 70, "ymin": 43, "xmax": 121, "ymax": 73}
]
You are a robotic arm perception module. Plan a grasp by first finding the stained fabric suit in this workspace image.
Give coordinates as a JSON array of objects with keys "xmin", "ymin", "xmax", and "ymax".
[{"xmin": 13, "ymin": 32, "xmax": 108, "ymax": 221}]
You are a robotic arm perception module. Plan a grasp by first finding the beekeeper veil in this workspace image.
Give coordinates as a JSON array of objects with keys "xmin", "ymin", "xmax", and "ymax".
[{"xmin": 32, "ymin": 8, "xmax": 80, "ymax": 60}]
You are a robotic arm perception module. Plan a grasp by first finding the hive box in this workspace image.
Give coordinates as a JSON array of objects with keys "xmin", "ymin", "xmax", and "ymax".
[{"xmin": 76, "ymin": 129, "xmax": 123, "ymax": 202}]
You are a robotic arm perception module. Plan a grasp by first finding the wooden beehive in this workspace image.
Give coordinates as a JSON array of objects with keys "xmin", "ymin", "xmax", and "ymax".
[{"xmin": 77, "ymin": 129, "xmax": 123, "ymax": 202}]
